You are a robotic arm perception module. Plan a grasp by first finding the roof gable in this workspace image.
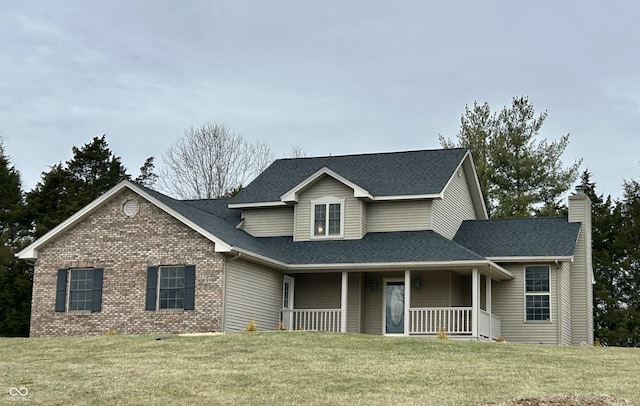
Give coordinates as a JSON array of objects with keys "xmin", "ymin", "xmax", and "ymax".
[
  {"xmin": 17, "ymin": 181, "xmax": 238, "ymax": 260},
  {"xmin": 279, "ymin": 167, "xmax": 373, "ymax": 203},
  {"xmin": 231, "ymin": 148, "xmax": 470, "ymax": 205}
]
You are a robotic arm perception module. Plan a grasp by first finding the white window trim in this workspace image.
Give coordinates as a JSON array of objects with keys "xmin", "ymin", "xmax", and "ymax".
[
  {"xmin": 157, "ymin": 265, "xmax": 186, "ymax": 310},
  {"xmin": 523, "ymin": 265, "xmax": 552, "ymax": 323},
  {"xmin": 309, "ymin": 197, "xmax": 345, "ymax": 239},
  {"xmin": 67, "ymin": 268, "xmax": 94, "ymax": 313}
]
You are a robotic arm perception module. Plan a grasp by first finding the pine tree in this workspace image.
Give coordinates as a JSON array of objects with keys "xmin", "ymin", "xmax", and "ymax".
[
  {"xmin": 585, "ymin": 170, "xmax": 640, "ymax": 346},
  {"xmin": 440, "ymin": 96, "xmax": 581, "ymax": 218},
  {"xmin": 0, "ymin": 139, "xmax": 31, "ymax": 336},
  {"xmin": 26, "ymin": 135, "xmax": 130, "ymax": 238}
]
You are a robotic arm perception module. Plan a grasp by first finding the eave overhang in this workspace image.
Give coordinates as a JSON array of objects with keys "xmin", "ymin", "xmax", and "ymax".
[{"xmin": 488, "ymin": 256, "xmax": 574, "ymax": 264}]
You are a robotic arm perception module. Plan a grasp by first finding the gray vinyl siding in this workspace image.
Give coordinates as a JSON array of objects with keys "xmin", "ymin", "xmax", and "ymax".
[
  {"xmin": 480, "ymin": 274, "xmax": 487, "ymax": 311},
  {"xmin": 492, "ymin": 263, "xmax": 559, "ymax": 344},
  {"xmin": 224, "ymin": 259, "xmax": 282, "ymax": 332},
  {"xmin": 347, "ymin": 273, "xmax": 363, "ymax": 333},
  {"xmin": 366, "ymin": 200, "xmax": 432, "ymax": 232},
  {"xmin": 294, "ymin": 176, "xmax": 363, "ymax": 241},
  {"xmin": 361, "ymin": 201, "xmax": 367, "ymax": 235},
  {"xmin": 241, "ymin": 207, "xmax": 294, "ymax": 237},
  {"xmin": 559, "ymin": 262, "xmax": 572, "ymax": 345},
  {"xmin": 568, "ymin": 195, "xmax": 593, "ymax": 344},
  {"xmin": 432, "ymin": 166, "xmax": 477, "ymax": 239},
  {"xmin": 449, "ymin": 273, "xmax": 464, "ymax": 306},
  {"xmin": 410, "ymin": 271, "xmax": 450, "ymax": 307},
  {"xmin": 461, "ymin": 276, "xmax": 471, "ymax": 306},
  {"xmin": 294, "ymin": 273, "xmax": 341, "ymax": 309}
]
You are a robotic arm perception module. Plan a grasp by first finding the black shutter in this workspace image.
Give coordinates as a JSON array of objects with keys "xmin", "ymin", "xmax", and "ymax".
[
  {"xmin": 145, "ymin": 266, "xmax": 158, "ymax": 311},
  {"xmin": 183, "ymin": 265, "xmax": 196, "ymax": 310},
  {"xmin": 55, "ymin": 269, "xmax": 68, "ymax": 312},
  {"xmin": 91, "ymin": 268, "xmax": 103, "ymax": 312}
]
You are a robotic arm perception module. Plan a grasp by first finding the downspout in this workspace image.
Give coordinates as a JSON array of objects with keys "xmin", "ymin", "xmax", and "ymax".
[{"xmin": 227, "ymin": 252, "xmax": 242, "ymax": 262}]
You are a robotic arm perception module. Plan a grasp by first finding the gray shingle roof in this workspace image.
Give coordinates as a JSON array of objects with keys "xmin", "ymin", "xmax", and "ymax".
[
  {"xmin": 231, "ymin": 148, "xmax": 469, "ymax": 204},
  {"xmin": 249, "ymin": 231, "xmax": 485, "ymax": 265},
  {"xmin": 141, "ymin": 185, "xmax": 484, "ymax": 265},
  {"xmin": 453, "ymin": 217, "xmax": 581, "ymax": 258},
  {"xmin": 139, "ymin": 183, "xmax": 580, "ymax": 267}
]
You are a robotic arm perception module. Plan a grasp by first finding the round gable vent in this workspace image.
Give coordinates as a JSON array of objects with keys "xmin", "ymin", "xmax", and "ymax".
[{"xmin": 123, "ymin": 199, "xmax": 139, "ymax": 217}]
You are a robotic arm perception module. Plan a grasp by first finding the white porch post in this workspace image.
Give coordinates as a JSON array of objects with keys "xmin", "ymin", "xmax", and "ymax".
[
  {"xmin": 485, "ymin": 276, "xmax": 492, "ymax": 314},
  {"xmin": 404, "ymin": 270, "xmax": 411, "ymax": 336},
  {"xmin": 340, "ymin": 271, "xmax": 348, "ymax": 333},
  {"xmin": 486, "ymin": 275, "xmax": 492, "ymax": 338},
  {"xmin": 471, "ymin": 268, "xmax": 479, "ymax": 338}
]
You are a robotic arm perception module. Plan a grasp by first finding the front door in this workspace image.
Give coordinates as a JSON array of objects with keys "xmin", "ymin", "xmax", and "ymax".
[
  {"xmin": 282, "ymin": 276, "xmax": 295, "ymax": 330},
  {"xmin": 384, "ymin": 279, "xmax": 405, "ymax": 334}
]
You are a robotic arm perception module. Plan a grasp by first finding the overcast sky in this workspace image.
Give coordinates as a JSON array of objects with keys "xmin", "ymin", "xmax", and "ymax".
[{"xmin": 1, "ymin": 1, "xmax": 639, "ymax": 200}]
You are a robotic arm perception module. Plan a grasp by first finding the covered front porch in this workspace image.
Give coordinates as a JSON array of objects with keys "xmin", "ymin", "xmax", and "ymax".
[{"xmin": 280, "ymin": 268, "xmax": 502, "ymax": 340}]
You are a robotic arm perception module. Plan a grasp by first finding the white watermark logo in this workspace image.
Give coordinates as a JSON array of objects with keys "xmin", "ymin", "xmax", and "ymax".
[{"xmin": 8, "ymin": 387, "xmax": 29, "ymax": 397}]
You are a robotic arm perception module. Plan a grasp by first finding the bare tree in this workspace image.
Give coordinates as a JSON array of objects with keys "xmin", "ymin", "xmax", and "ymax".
[
  {"xmin": 159, "ymin": 122, "xmax": 274, "ymax": 199},
  {"xmin": 288, "ymin": 145, "xmax": 308, "ymax": 158}
]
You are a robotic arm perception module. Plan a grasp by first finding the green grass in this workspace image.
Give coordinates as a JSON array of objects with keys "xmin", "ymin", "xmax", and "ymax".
[{"xmin": 0, "ymin": 332, "xmax": 638, "ymax": 405}]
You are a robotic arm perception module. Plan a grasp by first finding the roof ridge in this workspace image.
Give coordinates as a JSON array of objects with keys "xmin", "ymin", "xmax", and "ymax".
[
  {"xmin": 136, "ymin": 184, "xmax": 236, "ymax": 224},
  {"xmin": 467, "ymin": 216, "xmax": 569, "ymax": 222},
  {"xmin": 276, "ymin": 147, "xmax": 469, "ymax": 162}
]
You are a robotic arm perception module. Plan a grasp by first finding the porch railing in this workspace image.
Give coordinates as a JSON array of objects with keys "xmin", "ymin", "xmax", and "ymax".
[
  {"xmin": 409, "ymin": 307, "xmax": 472, "ymax": 335},
  {"xmin": 281, "ymin": 309, "xmax": 342, "ymax": 332},
  {"xmin": 478, "ymin": 309, "xmax": 501, "ymax": 340}
]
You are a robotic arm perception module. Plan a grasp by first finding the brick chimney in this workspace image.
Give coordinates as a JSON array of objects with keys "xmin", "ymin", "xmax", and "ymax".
[{"xmin": 568, "ymin": 185, "xmax": 593, "ymax": 345}]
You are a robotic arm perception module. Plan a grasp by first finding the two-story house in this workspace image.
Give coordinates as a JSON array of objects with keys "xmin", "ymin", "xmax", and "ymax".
[{"xmin": 18, "ymin": 148, "xmax": 593, "ymax": 344}]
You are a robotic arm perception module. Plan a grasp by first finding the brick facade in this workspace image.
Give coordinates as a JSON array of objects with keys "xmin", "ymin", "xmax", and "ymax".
[{"xmin": 30, "ymin": 189, "xmax": 225, "ymax": 336}]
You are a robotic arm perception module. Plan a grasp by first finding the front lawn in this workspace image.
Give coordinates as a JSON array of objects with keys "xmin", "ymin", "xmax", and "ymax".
[{"xmin": 1, "ymin": 332, "xmax": 637, "ymax": 405}]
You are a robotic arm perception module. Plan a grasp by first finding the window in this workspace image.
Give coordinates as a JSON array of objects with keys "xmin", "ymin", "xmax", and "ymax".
[
  {"xmin": 160, "ymin": 266, "xmax": 185, "ymax": 309},
  {"xmin": 525, "ymin": 265, "xmax": 551, "ymax": 321},
  {"xmin": 55, "ymin": 268, "xmax": 103, "ymax": 312},
  {"xmin": 145, "ymin": 265, "xmax": 195, "ymax": 311},
  {"xmin": 311, "ymin": 198, "xmax": 344, "ymax": 238}
]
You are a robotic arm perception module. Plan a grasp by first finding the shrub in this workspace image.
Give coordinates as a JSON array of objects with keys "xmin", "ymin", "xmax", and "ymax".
[
  {"xmin": 436, "ymin": 327, "xmax": 448, "ymax": 339},
  {"xmin": 245, "ymin": 319, "xmax": 257, "ymax": 332}
]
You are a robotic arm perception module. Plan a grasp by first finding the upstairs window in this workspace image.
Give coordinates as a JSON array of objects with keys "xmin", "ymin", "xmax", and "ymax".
[
  {"xmin": 311, "ymin": 198, "xmax": 344, "ymax": 238},
  {"xmin": 525, "ymin": 265, "xmax": 551, "ymax": 322},
  {"xmin": 55, "ymin": 268, "xmax": 103, "ymax": 312}
]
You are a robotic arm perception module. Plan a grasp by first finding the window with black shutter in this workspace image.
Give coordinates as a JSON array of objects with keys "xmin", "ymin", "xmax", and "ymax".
[
  {"xmin": 55, "ymin": 268, "xmax": 103, "ymax": 312},
  {"xmin": 145, "ymin": 265, "xmax": 195, "ymax": 311}
]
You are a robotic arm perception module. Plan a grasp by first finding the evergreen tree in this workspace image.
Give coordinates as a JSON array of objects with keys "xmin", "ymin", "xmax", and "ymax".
[
  {"xmin": 0, "ymin": 139, "xmax": 31, "ymax": 336},
  {"xmin": 440, "ymin": 96, "xmax": 581, "ymax": 218},
  {"xmin": 135, "ymin": 157, "xmax": 159, "ymax": 188},
  {"xmin": 616, "ymin": 179, "xmax": 640, "ymax": 345},
  {"xmin": 26, "ymin": 135, "xmax": 130, "ymax": 238},
  {"xmin": 585, "ymin": 170, "xmax": 640, "ymax": 346}
]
